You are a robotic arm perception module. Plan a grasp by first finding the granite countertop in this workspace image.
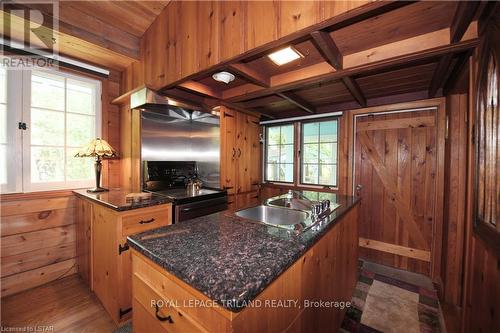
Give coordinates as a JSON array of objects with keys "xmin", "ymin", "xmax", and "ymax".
[
  {"xmin": 73, "ymin": 188, "xmax": 172, "ymax": 211},
  {"xmin": 127, "ymin": 194, "xmax": 359, "ymax": 312}
]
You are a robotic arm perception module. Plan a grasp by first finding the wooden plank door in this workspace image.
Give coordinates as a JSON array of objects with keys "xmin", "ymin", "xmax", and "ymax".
[{"xmin": 354, "ymin": 109, "xmax": 441, "ymax": 276}]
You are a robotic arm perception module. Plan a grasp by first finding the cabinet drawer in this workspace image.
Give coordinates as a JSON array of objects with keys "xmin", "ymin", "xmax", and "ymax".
[
  {"xmin": 133, "ymin": 274, "xmax": 207, "ymax": 333},
  {"xmin": 122, "ymin": 205, "xmax": 171, "ymax": 236},
  {"xmin": 132, "ymin": 251, "xmax": 231, "ymax": 333}
]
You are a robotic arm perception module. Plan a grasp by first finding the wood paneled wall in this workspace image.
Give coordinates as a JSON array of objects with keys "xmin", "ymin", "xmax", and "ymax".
[
  {"xmin": 121, "ymin": 0, "xmax": 370, "ymax": 93},
  {"xmin": 463, "ymin": 236, "xmax": 500, "ymax": 332},
  {"xmin": 0, "ymin": 69, "xmax": 122, "ymax": 297},
  {"xmin": 441, "ymin": 93, "xmax": 468, "ymax": 306},
  {"xmin": 1, "ymin": 194, "xmax": 77, "ymax": 297}
]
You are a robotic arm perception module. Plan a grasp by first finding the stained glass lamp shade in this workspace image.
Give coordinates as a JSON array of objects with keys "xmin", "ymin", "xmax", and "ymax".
[{"xmin": 75, "ymin": 138, "xmax": 118, "ymax": 193}]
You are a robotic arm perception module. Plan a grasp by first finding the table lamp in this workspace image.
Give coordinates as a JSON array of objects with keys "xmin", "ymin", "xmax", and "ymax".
[{"xmin": 75, "ymin": 138, "xmax": 118, "ymax": 193}]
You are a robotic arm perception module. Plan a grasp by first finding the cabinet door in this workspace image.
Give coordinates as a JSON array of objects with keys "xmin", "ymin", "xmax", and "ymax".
[
  {"xmin": 118, "ymin": 236, "xmax": 132, "ymax": 321},
  {"xmin": 236, "ymin": 112, "xmax": 251, "ymax": 193},
  {"xmin": 220, "ymin": 107, "xmax": 237, "ymax": 194},
  {"xmin": 247, "ymin": 115, "xmax": 262, "ymax": 192},
  {"xmin": 237, "ymin": 113, "xmax": 262, "ymax": 193},
  {"xmin": 76, "ymin": 198, "xmax": 92, "ymax": 287}
]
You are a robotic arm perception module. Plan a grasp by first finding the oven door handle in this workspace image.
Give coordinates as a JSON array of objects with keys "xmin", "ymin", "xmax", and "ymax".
[{"xmin": 181, "ymin": 207, "xmax": 192, "ymax": 212}]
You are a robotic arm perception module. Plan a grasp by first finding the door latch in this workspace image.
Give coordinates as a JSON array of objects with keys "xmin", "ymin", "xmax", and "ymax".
[
  {"xmin": 18, "ymin": 122, "xmax": 27, "ymax": 130},
  {"xmin": 118, "ymin": 243, "xmax": 129, "ymax": 255}
]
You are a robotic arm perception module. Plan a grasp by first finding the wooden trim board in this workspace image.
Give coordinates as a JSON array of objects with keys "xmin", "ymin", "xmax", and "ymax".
[{"xmin": 359, "ymin": 238, "xmax": 431, "ymax": 262}]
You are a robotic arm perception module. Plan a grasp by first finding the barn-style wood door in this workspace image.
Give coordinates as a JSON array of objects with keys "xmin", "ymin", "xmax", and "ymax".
[{"xmin": 353, "ymin": 107, "xmax": 444, "ymax": 277}]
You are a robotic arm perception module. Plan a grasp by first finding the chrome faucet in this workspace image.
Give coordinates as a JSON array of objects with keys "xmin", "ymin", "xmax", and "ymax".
[
  {"xmin": 286, "ymin": 190, "xmax": 330, "ymax": 219},
  {"xmin": 311, "ymin": 199, "xmax": 330, "ymax": 220}
]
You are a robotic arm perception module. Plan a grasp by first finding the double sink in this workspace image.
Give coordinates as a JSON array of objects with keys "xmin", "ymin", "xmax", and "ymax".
[{"xmin": 235, "ymin": 193, "xmax": 340, "ymax": 233}]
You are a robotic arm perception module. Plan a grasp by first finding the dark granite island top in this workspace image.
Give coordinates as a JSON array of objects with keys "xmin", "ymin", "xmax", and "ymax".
[
  {"xmin": 73, "ymin": 188, "xmax": 172, "ymax": 211},
  {"xmin": 127, "ymin": 194, "xmax": 359, "ymax": 312}
]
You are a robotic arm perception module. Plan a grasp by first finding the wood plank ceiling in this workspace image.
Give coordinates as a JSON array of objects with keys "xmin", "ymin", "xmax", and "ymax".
[
  {"xmin": 2, "ymin": 1, "xmax": 170, "ymax": 70},
  {"xmin": 163, "ymin": 1, "xmax": 482, "ymax": 120}
]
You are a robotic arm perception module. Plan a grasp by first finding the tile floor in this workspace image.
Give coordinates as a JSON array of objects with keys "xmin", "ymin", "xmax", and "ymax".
[{"xmin": 341, "ymin": 260, "xmax": 442, "ymax": 333}]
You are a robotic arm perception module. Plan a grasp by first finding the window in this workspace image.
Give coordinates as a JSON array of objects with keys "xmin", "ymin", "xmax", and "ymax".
[
  {"xmin": 301, "ymin": 119, "xmax": 338, "ymax": 187},
  {"xmin": 1, "ymin": 69, "xmax": 101, "ymax": 193},
  {"xmin": 263, "ymin": 118, "xmax": 340, "ymax": 188},
  {"xmin": 265, "ymin": 124, "xmax": 294, "ymax": 183}
]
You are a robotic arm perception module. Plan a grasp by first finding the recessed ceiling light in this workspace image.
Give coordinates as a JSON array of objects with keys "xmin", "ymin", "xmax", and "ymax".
[
  {"xmin": 268, "ymin": 46, "xmax": 303, "ymax": 66},
  {"xmin": 212, "ymin": 71, "xmax": 235, "ymax": 84}
]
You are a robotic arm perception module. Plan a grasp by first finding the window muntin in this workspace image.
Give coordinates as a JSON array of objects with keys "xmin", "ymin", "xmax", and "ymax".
[
  {"xmin": 265, "ymin": 124, "xmax": 294, "ymax": 183},
  {"xmin": 0, "ymin": 67, "xmax": 7, "ymax": 187},
  {"xmin": 0, "ymin": 69, "xmax": 101, "ymax": 193},
  {"xmin": 300, "ymin": 119, "xmax": 338, "ymax": 187}
]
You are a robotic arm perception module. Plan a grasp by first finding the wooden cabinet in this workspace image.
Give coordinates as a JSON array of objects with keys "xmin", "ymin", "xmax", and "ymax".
[
  {"xmin": 220, "ymin": 106, "xmax": 261, "ymax": 209},
  {"xmin": 75, "ymin": 197, "xmax": 172, "ymax": 324},
  {"xmin": 130, "ymin": 203, "xmax": 359, "ymax": 333}
]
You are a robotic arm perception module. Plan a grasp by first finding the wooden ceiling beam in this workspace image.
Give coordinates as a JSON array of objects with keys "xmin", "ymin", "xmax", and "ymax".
[
  {"xmin": 276, "ymin": 92, "xmax": 316, "ymax": 114},
  {"xmin": 342, "ymin": 77, "xmax": 367, "ymax": 107},
  {"xmin": 310, "ymin": 30, "xmax": 366, "ymax": 107},
  {"xmin": 175, "ymin": 81, "xmax": 275, "ymax": 119},
  {"xmin": 310, "ymin": 30, "xmax": 343, "ymax": 69},
  {"xmin": 428, "ymin": 2, "xmax": 479, "ymax": 98},
  {"xmin": 450, "ymin": 1, "xmax": 481, "ymax": 43},
  {"xmin": 443, "ymin": 50, "xmax": 472, "ymax": 95},
  {"xmin": 224, "ymin": 38, "xmax": 478, "ymax": 103},
  {"xmin": 227, "ymin": 63, "xmax": 271, "ymax": 87},
  {"xmin": 177, "ymin": 81, "xmax": 222, "ymax": 99}
]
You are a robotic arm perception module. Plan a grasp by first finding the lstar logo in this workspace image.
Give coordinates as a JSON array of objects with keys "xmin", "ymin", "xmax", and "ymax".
[{"xmin": 1, "ymin": 1, "xmax": 59, "ymax": 69}]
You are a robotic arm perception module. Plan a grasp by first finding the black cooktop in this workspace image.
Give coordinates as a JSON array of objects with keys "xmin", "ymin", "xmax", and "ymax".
[{"xmin": 147, "ymin": 187, "xmax": 226, "ymax": 205}]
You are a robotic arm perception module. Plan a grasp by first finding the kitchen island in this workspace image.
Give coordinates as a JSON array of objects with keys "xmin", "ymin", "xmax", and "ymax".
[{"xmin": 127, "ymin": 194, "xmax": 359, "ymax": 333}]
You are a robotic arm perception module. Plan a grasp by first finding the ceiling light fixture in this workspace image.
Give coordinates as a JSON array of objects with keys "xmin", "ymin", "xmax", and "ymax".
[
  {"xmin": 212, "ymin": 71, "xmax": 235, "ymax": 84},
  {"xmin": 268, "ymin": 46, "xmax": 303, "ymax": 66}
]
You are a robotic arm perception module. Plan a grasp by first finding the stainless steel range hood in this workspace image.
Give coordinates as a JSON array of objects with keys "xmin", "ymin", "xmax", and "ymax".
[
  {"xmin": 130, "ymin": 87, "xmax": 206, "ymax": 112},
  {"xmin": 132, "ymin": 87, "xmax": 221, "ymax": 189}
]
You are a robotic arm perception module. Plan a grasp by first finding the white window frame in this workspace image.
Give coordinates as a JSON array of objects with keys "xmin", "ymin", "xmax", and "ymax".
[
  {"xmin": 264, "ymin": 123, "xmax": 295, "ymax": 184},
  {"xmin": 1, "ymin": 68, "xmax": 102, "ymax": 193},
  {"xmin": 299, "ymin": 117, "xmax": 339, "ymax": 189},
  {"xmin": 1, "ymin": 70, "xmax": 23, "ymax": 194}
]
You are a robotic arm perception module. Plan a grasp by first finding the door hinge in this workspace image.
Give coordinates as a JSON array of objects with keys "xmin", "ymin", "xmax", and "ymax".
[
  {"xmin": 119, "ymin": 307, "xmax": 132, "ymax": 319},
  {"xmin": 18, "ymin": 122, "xmax": 27, "ymax": 130},
  {"xmin": 118, "ymin": 243, "xmax": 129, "ymax": 255}
]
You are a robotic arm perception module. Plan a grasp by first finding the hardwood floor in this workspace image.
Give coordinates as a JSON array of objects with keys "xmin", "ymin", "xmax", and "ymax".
[{"xmin": 1, "ymin": 275, "xmax": 117, "ymax": 333}]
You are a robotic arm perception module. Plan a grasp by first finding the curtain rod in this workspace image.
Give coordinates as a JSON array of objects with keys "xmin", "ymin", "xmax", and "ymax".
[
  {"xmin": 259, "ymin": 111, "xmax": 343, "ymax": 125},
  {"xmin": 1, "ymin": 38, "xmax": 110, "ymax": 76}
]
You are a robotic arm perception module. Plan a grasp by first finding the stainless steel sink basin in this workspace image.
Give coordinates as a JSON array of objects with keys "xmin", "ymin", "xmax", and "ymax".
[
  {"xmin": 235, "ymin": 205, "xmax": 309, "ymax": 227},
  {"xmin": 267, "ymin": 198, "xmax": 312, "ymax": 211}
]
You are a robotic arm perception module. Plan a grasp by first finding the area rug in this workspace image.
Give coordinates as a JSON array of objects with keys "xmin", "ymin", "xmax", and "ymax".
[{"xmin": 340, "ymin": 266, "xmax": 441, "ymax": 333}]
